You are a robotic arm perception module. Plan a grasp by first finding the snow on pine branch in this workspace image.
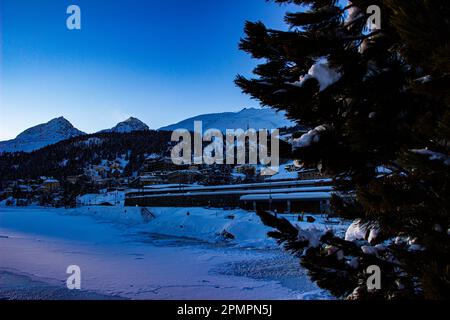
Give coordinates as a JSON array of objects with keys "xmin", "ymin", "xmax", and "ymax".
[
  {"xmin": 411, "ymin": 149, "xmax": 450, "ymax": 166},
  {"xmin": 292, "ymin": 125, "xmax": 327, "ymax": 149},
  {"xmin": 345, "ymin": 219, "xmax": 380, "ymax": 244},
  {"xmin": 292, "ymin": 57, "xmax": 341, "ymax": 91},
  {"xmin": 297, "ymin": 227, "xmax": 323, "ymax": 249},
  {"xmin": 344, "ymin": 1, "xmax": 364, "ymax": 26}
]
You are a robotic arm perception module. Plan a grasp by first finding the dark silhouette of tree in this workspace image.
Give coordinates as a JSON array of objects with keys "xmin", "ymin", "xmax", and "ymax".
[{"xmin": 237, "ymin": 0, "xmax": 450, "ymax": 299}]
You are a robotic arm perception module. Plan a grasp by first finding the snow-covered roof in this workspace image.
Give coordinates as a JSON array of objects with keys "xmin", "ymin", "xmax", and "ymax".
[
  {"xmin": 266, "ymin": 172, "xmax": 299, "ymax": 181},
  {"xmin": 18, "ymin": 185, "xmax": 33, "ymax": 191},
  {"xmin": 143, "ymin": 184, "xmax": 193, "ymax": 189},
  {"xmin": 43, "ymin": 178, "xmax": 59, "ymax": 183},
  {"xmin": 139, "ymin": 175, "xmax": 162, "ymax": 179},
  {"xmin": 145, "ymin": 153, "xmax": 162, "ymax": 160},
  {"xmin": 240, "ymin": 192, "xmax": 332, "ymax": 201},
  {"xmin": 129, "ymin": 179, "xmax": 332, "ymax": 194},
  {"xmin": 128, "ymin": 187, "xmax": 334, "ymax": 200}
]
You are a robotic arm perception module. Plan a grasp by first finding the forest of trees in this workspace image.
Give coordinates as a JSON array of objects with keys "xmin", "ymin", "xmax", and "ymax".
[
  {"xmin": 237, "ymin": 0, "xmax": 449, "ymax": 299},
  {"xmin": 0, "ymin": 130, "xmax": 173, "ymax": 183},
  {"xmin": 0, "ymin": 127, "xmax": 295, "ymax": 186}
]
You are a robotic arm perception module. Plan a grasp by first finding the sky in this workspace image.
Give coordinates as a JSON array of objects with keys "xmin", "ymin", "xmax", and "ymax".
[{"xmin": 0, "ymin": 0, "xmax": 296, "ymax": 140}]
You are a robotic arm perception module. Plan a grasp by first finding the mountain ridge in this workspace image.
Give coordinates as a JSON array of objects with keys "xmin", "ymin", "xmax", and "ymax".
[
  {"xmin": 0, "ymin": 117, "xmax": 151, "ymax": 153},
  {"xmin": 99, "ymin": 117, "xmax": 149, "ymax": 134},
  {"xmin": 0, "ymin": 108, "xmax": 296, "ymax": 153},
  {"xmin": 159, "ymin": 108, "xmax": 296, "ymax": 132},
  {"xmin": 0, "ymin": 117, "xmax": 86, "ymax": 153}
]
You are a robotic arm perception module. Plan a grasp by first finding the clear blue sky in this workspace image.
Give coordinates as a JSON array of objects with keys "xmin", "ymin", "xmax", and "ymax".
[{"xmin": 0, "ymin": 0, "xmax": 295, "ymax": 140}]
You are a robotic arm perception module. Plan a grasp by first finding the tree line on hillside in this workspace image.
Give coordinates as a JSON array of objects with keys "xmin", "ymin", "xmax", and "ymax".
[
  {"xmin": 0, "ymin": 127, "xmax": 295, "ymax": 184},
  {"xmin": 0, "ymin": 130, "xmax": 173, "ymax": 182}
]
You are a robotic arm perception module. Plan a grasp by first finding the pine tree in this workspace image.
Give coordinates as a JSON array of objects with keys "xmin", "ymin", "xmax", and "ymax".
[{"xmin": 237, "ymin": 0, "xmax": 450, "ymax": 299}]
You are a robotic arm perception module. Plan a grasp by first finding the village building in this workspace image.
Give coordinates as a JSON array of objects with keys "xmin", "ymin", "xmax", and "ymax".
[{"xmin": 41, "ymin": 178, "xmax": 60, "ymax": 192}]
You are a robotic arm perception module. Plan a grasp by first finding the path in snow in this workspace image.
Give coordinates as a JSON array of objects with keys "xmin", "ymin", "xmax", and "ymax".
[{"xmin": 0, "ymin": 207, "xmax": 329, "ymax": 300}]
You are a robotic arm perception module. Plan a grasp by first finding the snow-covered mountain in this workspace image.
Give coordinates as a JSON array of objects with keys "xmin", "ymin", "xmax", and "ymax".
[
  {"xmin": 100, "ymin": 117, "xmax": 149, "ymax": 133},
  {"xmin": 159, "ymin": 108, "xmax": 296, "ymax": 132},
  {"xmin": 0, "ymin": 117, "xmax": 86, "ymax": 153},
  {"xmin": 0, "ymin": 109, "xmax": 292, "ymax": 154}
]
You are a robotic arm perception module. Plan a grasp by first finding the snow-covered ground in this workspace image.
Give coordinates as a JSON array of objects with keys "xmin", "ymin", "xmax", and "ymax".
[{"xmin": 0, "ymin": 205, "xmax": 342, "ymax": 300}]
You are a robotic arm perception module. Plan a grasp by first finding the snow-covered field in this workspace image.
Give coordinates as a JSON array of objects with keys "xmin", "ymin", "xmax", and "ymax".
[{"xmin": 0, "ymin": 205, "xmax": 342, "ymax": 300}]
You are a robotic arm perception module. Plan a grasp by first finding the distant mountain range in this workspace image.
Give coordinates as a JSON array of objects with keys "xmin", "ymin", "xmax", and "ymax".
[
  {"xmin": 159, "ymin": 108, "xmax": 296, "ymax": 132},
  {"xmin": 0, "ymin": 108, "xmax": 296, "ymax": 153},
  {"xmin": 0, "ymin": 117, "xmax": 150, "ymax": 153}
]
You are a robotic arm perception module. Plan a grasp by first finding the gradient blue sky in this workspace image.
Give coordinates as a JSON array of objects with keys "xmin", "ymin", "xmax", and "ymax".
[{"xmin": 0, "ymin": 0, "xmax": 296, "ymax": 140}]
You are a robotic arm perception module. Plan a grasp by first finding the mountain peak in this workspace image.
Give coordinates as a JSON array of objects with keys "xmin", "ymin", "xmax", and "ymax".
[
  {"xmin": 102, "ymin": 117, "xmax": 149, "ymax": 133},
  {"xmin": 47, "ymin": 116, "xmax": 71, "ymax": 125},
  {"xmin": 0, "ymin": 117, "xmax": 86, "ymax": 153},
  {"xmin": 124, "ymin": 117, "xmax": 143, "ymax": 124}
]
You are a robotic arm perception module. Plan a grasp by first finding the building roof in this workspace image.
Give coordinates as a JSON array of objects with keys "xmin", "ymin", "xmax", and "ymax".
[
  {"xmin": 240, "ymin": 192, "xmax": 332, "ymax": 201},
  {"xmin": 43, "ymin": 178, "xmax": 59, "ymax": 183}
]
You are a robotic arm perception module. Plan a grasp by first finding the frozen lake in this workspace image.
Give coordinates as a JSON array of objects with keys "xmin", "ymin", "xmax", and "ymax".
[{"xmin": 0, "ymin": 206, "xmax": 330, "ymax": 300}]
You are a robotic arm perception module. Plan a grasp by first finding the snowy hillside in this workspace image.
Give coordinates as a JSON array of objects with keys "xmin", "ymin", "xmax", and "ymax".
[
  {"xmin": 0, "ymin": 117, "xmax": 85, "ymax": 153},
  {"xmin": 100, "ymin": 117, "xmax": 149, "ymax": 133},
  {"xmin": 159, "ymin": 108, "xmax": 296, "ymax": 132}
]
